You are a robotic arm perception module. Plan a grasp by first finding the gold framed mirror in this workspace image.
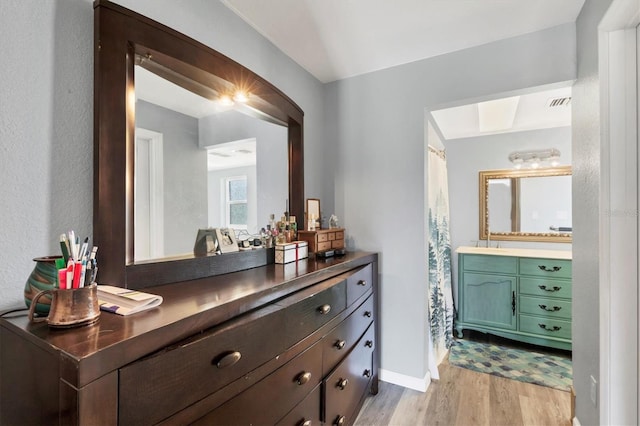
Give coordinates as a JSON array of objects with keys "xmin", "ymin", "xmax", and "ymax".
[{"xmin": 479, "ymin": 166, "xmax": 572, "ymax": 243}]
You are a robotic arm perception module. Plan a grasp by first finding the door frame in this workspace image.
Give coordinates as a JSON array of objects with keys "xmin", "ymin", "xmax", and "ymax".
[{"xmin": 598, "ymin": 1, "xmax": 640, "ymax": 424}]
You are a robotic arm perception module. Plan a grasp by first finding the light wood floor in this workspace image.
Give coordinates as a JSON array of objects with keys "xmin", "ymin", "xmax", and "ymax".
[{"xmin": 354, "ymin": 358, "xmax": 572, "ymax": 426}]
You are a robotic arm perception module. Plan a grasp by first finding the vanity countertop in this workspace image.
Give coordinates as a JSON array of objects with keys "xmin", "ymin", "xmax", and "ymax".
[{"xmin": 455, "ymin": 246, "xmax": 572, "ymax": 260}]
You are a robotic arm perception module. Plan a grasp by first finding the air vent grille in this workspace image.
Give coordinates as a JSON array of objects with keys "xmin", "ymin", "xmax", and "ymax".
[{"xmin": 547, "ymin": 97, "xmax": 571, "ymax": 107}]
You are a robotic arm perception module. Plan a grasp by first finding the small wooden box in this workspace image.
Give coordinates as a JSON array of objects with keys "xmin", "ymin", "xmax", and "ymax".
[{"xmin": 297, "ymin": 228, "xmax": 345, "ymax": 253}]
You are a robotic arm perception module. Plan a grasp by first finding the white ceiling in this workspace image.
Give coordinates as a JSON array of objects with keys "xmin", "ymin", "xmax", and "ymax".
[
  {"xmin": 222, "ymin": 0, "xmax": 585, "ymax": 83},
  {"xmin": 431, "ymin": 86, "xmax": 572, "ymax": 140}
]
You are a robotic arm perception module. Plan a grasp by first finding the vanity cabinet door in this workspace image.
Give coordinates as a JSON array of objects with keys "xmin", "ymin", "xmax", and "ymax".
[{"xmin": 461, "ymin": 273, "xmax": 517, "ymax": 330}]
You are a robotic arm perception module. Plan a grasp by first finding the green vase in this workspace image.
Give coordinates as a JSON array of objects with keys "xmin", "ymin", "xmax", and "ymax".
[{"xmin": 24, "ymin": 256, "xmax": 61, "ymax": 315}]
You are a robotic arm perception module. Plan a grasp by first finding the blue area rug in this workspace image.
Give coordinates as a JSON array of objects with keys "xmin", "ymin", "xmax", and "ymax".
[{"xmin": 448, "ymin": 339, "xmax": 572, "ymax": 391}]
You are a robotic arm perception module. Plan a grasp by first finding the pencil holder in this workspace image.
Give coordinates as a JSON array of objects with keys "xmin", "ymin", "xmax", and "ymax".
[{"xmin": 28, "ymin": 284, "xmax": 100, "ymax": 328}]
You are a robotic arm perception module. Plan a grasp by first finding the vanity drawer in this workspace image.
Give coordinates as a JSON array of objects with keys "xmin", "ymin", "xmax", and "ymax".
[
  {"xmin": 519, "ymin": 315, "xmax": 571, "ymax": 340},
  {"xmin": 519, "ymin": 295, "xmax": 571, "ymax": 320},
  {"xmin": 276, "ymin": 384, "xmax": 322, "ymax": 426},
  {"xmin": 520, "ymin": 277, "xmax": 571, "ymax": 299},
  {"xmin": 322, "ymin": 295, "xmax": 374, "ymax": 374},
  {"xmin": 346, "ymin": 264, "xmax": 373, "ymax": 306},
  {"xmin": 192, "ymin": 342, "xmax": 323, "ymax": 425},
  {"xmin": 519, "ymin": 258, "xmax": 572, "ymax": 279},
  {"xmin": 119, "ymin": 304, "xmax": 287, "ymax": 425},
  {"xmin": 461, "ymin": 254, "xmax": 517, "ymax": 274},
  {"xmin": 281, "ymin": 279, "xmax": 347, "ymax": 346},
  {"xmin": 323, "ymin": 324, "xmax": 374, "ymax": 425}
]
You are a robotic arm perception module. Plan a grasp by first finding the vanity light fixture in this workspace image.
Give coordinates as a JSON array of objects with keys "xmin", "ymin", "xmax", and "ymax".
[{"xmin": 508, "ymin": 148, "xmax": 561, "ymax": 169}]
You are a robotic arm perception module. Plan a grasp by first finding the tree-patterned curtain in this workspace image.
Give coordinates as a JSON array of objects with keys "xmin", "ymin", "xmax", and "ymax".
[{"xmin": 427, "ymin": 146, "xmax": 454, "ymax": 380}]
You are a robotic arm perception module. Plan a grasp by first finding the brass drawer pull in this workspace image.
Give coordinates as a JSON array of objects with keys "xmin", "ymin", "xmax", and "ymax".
[
  {"xmin": 296, "ymin": 371, "xmax": 312, "ymax": 385},
  {"xmin": 335, "ymin": 415, "xmax": 346, "ymax": 426},
  {"xmin": 364, "ymin": 310, "xmax": 372, "ymax": 318},
  {"xmin": 363, "ymin": 369, "xmax": 371, "ymax": 378},
  {"xmin": 365, "ymin": 340, "xmax": 373, "ymax": 348},
  {"xmin": 214, "ymin": 351, "xmax": 242, "ymax": 369},
  {"xmin": 357, "ymin": 279, "xmax": 367, "ymax": 286},
  {"xmin": 538, "ymin": 324, "xmax": 561, "ymax": 332},
  {"xmin": 318, "ymin": 304, "xmax": 331, "ymax": 315},
  {"xmin": 538, "ymin": 265, "xmax": 561, "ymax": 272},
  {"xmin": 538, "ymin": 285, "xmax": 561, "ymax": 292},
  {"xmin": 539, "ymin": 304, "xmax": 561, "ymax": 312},
  {"xmin": 298, "ymin": 420, "xmax": 312, "ymax": 426},
  {"xmin": 337, "ymin": 378, "xmax": 349, "ymax": 390},
  {"xmin": 335, "ymin": 340, "xmax": 346, "ymax": 350}
]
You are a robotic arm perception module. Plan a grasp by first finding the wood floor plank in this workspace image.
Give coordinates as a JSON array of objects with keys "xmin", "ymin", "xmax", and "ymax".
[{"xmin": 355, "ymin": 336, "xmax": 572, "ymax": 426}]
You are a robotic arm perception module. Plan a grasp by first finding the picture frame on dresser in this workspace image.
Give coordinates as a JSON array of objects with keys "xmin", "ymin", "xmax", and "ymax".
[{"xmin": 306, "ymin": 198, "xmax": 321, "ymax": 230}]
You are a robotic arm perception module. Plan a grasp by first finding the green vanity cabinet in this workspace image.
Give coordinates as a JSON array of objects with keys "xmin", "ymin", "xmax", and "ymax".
[{"xmin": 456, "ymin": 249, "xmax": 572, "ymax": 351}]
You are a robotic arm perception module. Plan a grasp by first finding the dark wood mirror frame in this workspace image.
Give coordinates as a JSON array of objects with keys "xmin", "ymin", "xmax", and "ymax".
[{"xmin": 94, "ymin": 0, "xmax": 304, "ymax": 289}]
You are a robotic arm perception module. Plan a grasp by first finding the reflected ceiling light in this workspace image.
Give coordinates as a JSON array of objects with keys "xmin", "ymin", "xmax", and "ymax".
[
  {"xmin": 478, "ymin": 96, "xmax": 520, "ymax": 133},
  {"xmin": 508, "ymin": 148, "xmax": 561, "ymax": 169},
  {"xmin": 233, "ymin": 90, "xmax": 249, "ymax": 103},
  {"xmin": 218, "ymin": 94, "xmax": 234, "ymax": 106}
]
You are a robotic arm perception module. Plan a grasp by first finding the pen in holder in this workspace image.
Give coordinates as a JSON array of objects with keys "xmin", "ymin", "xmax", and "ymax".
[{"xmin": 28, "ymin": 284, "xmax": 100, "ymax": 328}]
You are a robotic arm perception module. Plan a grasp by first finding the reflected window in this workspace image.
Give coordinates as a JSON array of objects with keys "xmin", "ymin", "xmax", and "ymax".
[{"xmin": 226, "ymin": 176, "xmax": 248, "ymax": 228}]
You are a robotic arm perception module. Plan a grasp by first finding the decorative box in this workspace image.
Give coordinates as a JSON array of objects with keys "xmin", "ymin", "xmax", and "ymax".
[{"xmin": 275, "ymin": 241, "xmax": 309, "ymax": 264}]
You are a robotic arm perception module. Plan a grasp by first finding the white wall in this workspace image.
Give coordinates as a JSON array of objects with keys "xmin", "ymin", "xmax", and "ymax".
[
  {"xmin": 0, "ymin": 0, "xmax": 325, "ymax": 311},
  {"xmin": 325, "ymin": 24, "xmax": 576, "ymax": 383},
  {"xmin": 573, "ymin": 0, "xmax": 614, "ymax": 423}
]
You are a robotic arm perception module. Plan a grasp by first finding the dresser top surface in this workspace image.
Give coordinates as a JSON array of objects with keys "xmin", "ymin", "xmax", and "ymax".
[
  {"xmin": 1, "ymin": 252, "xmax": 377, "ymax": 384},
  {"xmin": 456, "ymin": 246, "xmax": 572, "ymax": 260}
]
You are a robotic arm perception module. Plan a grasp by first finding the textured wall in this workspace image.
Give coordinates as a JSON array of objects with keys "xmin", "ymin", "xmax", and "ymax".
[
  {"xmin": 325, "ymin": 24, "xmax": 577, "ymax": 380},
  {"xmin": 0, "ymin": 0, "xmax": 324, "ymax": 311},
  {"xmin": 0, "ymin": 1, "xmax": 93, "ymax": 309},
  {"xmin": 572, "ymin": 0, "xmax": 614, "ymax": 423}
]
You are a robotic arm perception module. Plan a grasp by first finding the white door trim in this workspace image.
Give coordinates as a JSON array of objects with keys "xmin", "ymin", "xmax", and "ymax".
[
  {"xmin": 135, "ymin": 128, "xmax": 165, "ymax": 259},
  {"xmin": 598, "ymin": 1, "xmax": 640, "ymax": 424}
]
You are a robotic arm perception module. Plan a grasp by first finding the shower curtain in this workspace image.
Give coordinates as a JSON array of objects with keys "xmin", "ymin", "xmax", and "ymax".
[{"xmin": 427, "ymin": 146, "xmax": 455, "ymax": 380}]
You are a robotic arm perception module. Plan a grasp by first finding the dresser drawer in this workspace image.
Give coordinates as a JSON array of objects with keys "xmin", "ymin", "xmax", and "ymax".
[
  {"xmin": 519, "ymin": 295, "xmax": 571, "ymax": 320},
  {"xmin": 323, "ymin": 323, "xmax": 374, "ymax": 425},
  {"xmin": 520, "ymin": 277, "xmax": 571, "ymax": 299},
  {"xmin": 519, "ymin": 258, "xmax": 572, "ymax": 279},
  {"xmin": 193, "ymin": 342, "xmax": 323, "ymax": 425},
  {"xmin": 318, "ymin": 241, "xmax": 332, "ymax": 252},
  {"xmin": 461, "ymin": 254, "xmax": 517, "ymax": 274},
  {"xmin": 346, "ymin": 264, "xmax": 373, "ymax": 306},
  {"xmin": 276, "ymin": 384, "xmax": 321, "ymax": 426},
  {"xmin": 318, "ymin": 233, "xmax": 329, "ymax": 243},
  {"xmin": 281, "ymin": 279, "xmax": 347, "ymax": 346},
  {"xmin": 519, "ymin": 314, "xmax": 571, "ymax": 340},
  {"xmin": 322, "ymin": 295, "xmax": 374, "ymax": 374},
  {"xmin": 331, "ymin": 240, "xmax": 344, "ymax": 249},
  {"xmin": 119, "ymin": 304, "xmax": 287, "ymax": 425}
]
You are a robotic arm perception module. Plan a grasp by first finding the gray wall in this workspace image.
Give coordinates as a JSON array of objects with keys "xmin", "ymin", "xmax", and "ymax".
[
  {"xmin": 0, "ymin": 0, "xmax": 324, "ymax": 309},
  {"xmin": 573, "ymin": 0, "xmax": 613, "ymax": 423},
  {"xmin": 136, "ymin": 100, "xmax": 207, "ymax": 256},
  {"xmin": 325, "ymin": 24, "xmax": 576, "ymax": 381}
]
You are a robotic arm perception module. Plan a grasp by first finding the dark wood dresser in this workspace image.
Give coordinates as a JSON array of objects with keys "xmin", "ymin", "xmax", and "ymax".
[{"xmin": 0, "ymin": 252, "xmax": 378, "ymax": 425}]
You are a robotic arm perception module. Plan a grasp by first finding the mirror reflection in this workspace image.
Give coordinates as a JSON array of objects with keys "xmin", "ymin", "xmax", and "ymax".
[
  {"xmin": 134, "ymin": 64, "xmax": 287, "ymax": 262},
  {"xmin": 480, "ymin": 166, "xmax": 572, "ymax": 242}
]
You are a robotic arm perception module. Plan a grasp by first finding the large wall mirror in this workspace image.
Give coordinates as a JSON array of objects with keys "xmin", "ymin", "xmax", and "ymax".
[
  {"xmin": 479, "ymin": 166, "xmax": 572, "ymax": 243},
  {"xmin": 94, "ymin": 1, "xmax": 304, "ymax": 288}
]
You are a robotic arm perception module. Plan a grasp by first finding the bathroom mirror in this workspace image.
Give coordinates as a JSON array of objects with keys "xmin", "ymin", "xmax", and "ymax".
[
  {"xmin": 479, "ymin": 166, "xmax": 572, "ymax": 243},
  {"xmin": 94, "ymin": 1, "xmax": 304, "ymax": 288}
]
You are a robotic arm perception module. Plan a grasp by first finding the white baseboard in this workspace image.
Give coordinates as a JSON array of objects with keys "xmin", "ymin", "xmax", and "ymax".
[
  {"xmin": 572, "ymin": 416, "xmax": 581, "ymax": 426},
  {"xmin": 379, "ymin": 368, "xmax": 431, "ymax": 392}
]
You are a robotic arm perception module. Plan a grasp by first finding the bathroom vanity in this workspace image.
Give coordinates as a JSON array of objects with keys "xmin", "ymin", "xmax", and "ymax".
[
  {"xmin": 0, "ymin": 252, "xmax": 379, "ymax": 425},
  {"xmin": 455, "ymin": 246, "xmax": 572, "ymax": 350}
]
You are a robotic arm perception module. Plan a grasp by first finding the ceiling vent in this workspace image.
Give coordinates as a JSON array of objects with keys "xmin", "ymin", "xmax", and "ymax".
[{"xmin": 546, "ymin": 97, "xmax": 571, "ymax": 107}]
